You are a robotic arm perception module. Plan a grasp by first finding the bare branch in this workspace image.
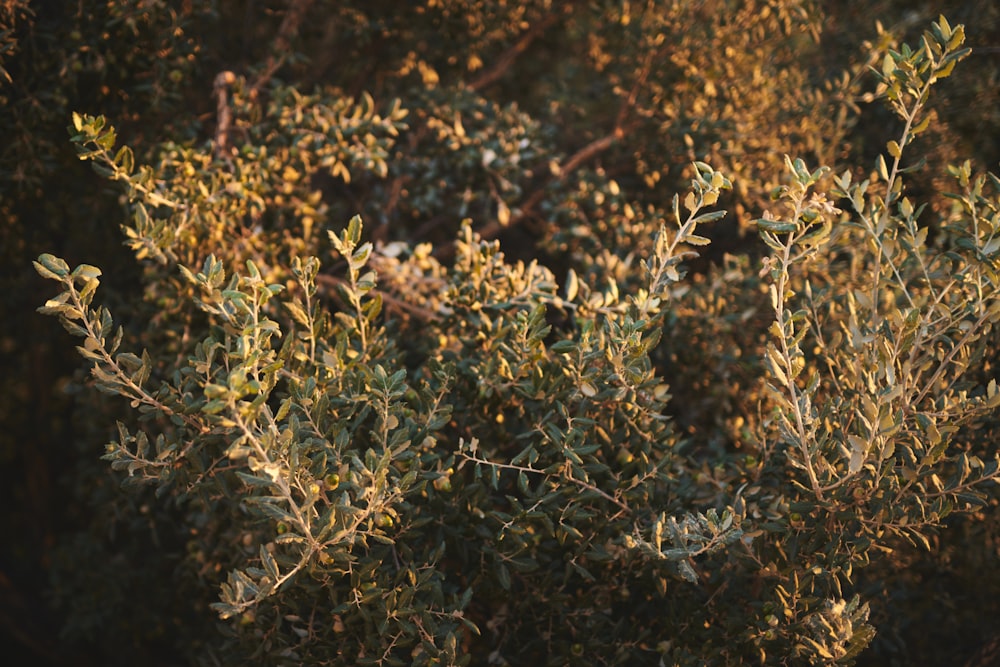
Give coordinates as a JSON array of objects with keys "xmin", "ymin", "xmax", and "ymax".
[
  {"xmin": 467, "ymin": 4, "xmax": 577, "ymax": 92},
  {"xmin": 555, "ymin": 131, "xmax": 620, "ymax": 178},
  {"xmin": 431, "ymin": 35, "xmax": 661, "ymax": 258},
  {"xmin": 249, "ymin": 0, "xmax": 316, "ymax": 99},
  {"xmin": 213, "ymin": 71, "xmax": 237, "ymax": 159},
  {"xmin": 432, "ymin": 130, "xmax": 621, "ymax": 261}
]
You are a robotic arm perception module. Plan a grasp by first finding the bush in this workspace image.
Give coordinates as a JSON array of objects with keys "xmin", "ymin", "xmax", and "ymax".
[{"xmin": 15, "ymin": 2, "xmax": 1000, "ymax": 665}]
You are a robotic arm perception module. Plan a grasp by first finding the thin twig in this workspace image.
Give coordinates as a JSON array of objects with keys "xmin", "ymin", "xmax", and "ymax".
[
  {"xmin": 314, "ymin": 273, "xmax": 439, "ymax": 322},
  {"xmin": 467, "ymin": 4, "xmax": 577, "ymax": 92},
  {"xmin": 458, "ymin": 450, "xmax": 631, "ymax": 513},
  {"xmin": 432, "ymin": 130, "xmax": 622, "ymax": 261},
  {"xmin": 433, "ymin": 37, "xmax": 661, "ymax": 260},
  {"xmin": 249, "ymin": 0, "xmax": 316, "ymax": 99}
]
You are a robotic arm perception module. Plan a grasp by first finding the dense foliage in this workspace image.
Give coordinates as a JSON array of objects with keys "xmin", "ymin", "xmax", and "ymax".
[{"xmin": 5, "ymin": 1, "xmax": 1000, "ymax": 665}]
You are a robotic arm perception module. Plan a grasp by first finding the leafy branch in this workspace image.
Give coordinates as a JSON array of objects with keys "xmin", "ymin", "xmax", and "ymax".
[{"xmin": 457, "ymin": 437, "xmax": 631, "ymax": 513}]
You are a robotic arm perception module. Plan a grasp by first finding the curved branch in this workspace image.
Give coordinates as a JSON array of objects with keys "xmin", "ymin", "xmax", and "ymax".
[
  {"xmin": 467, "ymin": 3, "xmax": 578, "ymax": 92},
  {"xmin": 432, "ymin": 126, "xmax": 627, "ymax": 261},
  {"xmin": 249, "ymin": 0, "xmax": 316, "ymax": 99},
  {"xmin": 432, "ymin": 36, "xmax": 662, "ymax": 259}
]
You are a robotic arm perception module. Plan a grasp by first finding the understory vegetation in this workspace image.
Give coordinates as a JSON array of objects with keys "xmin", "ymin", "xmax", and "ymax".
[{"xmin": 5, "ymin": 1, "xmax": 1000, "ymax": 665}]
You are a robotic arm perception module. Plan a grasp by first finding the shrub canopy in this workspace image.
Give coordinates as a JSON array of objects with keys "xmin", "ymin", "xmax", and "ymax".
[{"xmin": 5, "ymin": 1, "xmax": 1000, "ymax": 665}]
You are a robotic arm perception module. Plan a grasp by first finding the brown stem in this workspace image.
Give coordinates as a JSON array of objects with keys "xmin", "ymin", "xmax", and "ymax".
[
  {"xmin": 213, "ymin": 70, "xmax": 236, "ymax": 159},
  {"xmin": 249, "ymin": 0, "xmax": 316, "ymax": 99},
  {"xmin": 555, "ymin": 131, "xmax": 620, "ymax": 178},
  {"xmin": 431, "ymin": 34, "xmax": 659, "ymax": 259},
  {"xmin": 616, "ymin": 44, "xmax": 659, "ymax": 131},
  {"xmin": 386, "ymin": 2, "xmax": 572, "ymax": 238},
  {"xmin": 214, "ymin": 0, "xmax": 317, "ymax": 156},
  {"xmin": 467, "ymin": 4, "xmax": 576, "ymax": 92},
  {"xmin": 432, "ymin": 130, "xmax": 621, "ymax": 261}
]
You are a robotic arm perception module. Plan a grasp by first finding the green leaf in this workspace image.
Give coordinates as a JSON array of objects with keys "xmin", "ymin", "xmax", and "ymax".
[
  {"xmin": 36, "ymin": 253, "xmax": 70, "ymax": 278},
  {"xmin": 285, "ymin": 300, "xmax": 310, "ymax": 326},
  {"xmin": 350, "ymin": 242, "xmax": 373, "ymax": 270},
  {"xmin": 765, "ymin": 344, "xmax": 788, "ymax": 387},
  {"xmin": 33, "ymin": 261, "xmax": 63, "ymax": 281},
  {"xmin": 677, "ymin": 560, "xmax": 698, "ymax": 584},
  {"xmin": 683, "ymin": 191, "xmax": 697, "ymax": 212},
  {"xmin": 96, "ymin": 126, "xmax": 116, "ymax": 151},
  {"xmin": 496, "ymin": 563, "xmax": 511, "ymax": 591},
  {"xmin": 691, "ymin": 210, "xmax": 727, "ymax": 225},
  {"xmin": 876, "ymin": 154, "xmax": 890, "ymax": 181},
  {"xmin": 549, "ymin": 340, "xmax": 576, "ymax": 353},
  {"xmin": 347, "ymin": 214, "xmax": 363, "ymax": 245},
  {"xmin": 565, "ymin": 269, "xmax": 579, "ymax": 302},
  {"xmin": 38, "ymin": 296, "xmax": 77, "ymax": 318},
  {"xmin": 114, "ymin": 145, "xmax": 134, "ymax": 174},
  {"xmin": 72, "ymin": 264, "xmax": 103, "ymax": 281},
  {"xmin": 260, "ymin": 544, "xmax": 280, "ymax": 580},
  {"xmin": 756, "ymin": 219, "xmax": 797, "ymax": 233}
]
